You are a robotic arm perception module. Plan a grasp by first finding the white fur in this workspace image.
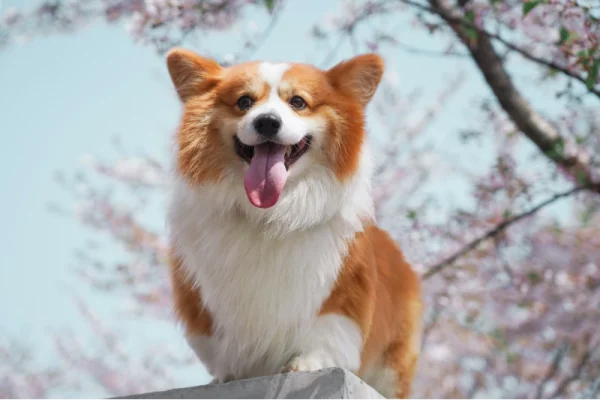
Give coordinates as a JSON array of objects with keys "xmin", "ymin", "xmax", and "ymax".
[
  {"xmin": 361, "ymin": 365, "xmax": 398, "ymax": 398},
  {"xmin": 168, "ymin": 138, "xmax": 374, "ymax": 381},
  {"xmin": 168, "ymin": 56, "xmax": 377, "ymax": 382},
  {"xmin": 185, "ymin": 335, "xmax": 235, "ymax": 382},
  {"xmin": 237, "ymin": 62, "xmax": 322, "ymax": 148},
  {"xmin": 282, "ymin": 314, "xmax": 363, "ymax": 373}
]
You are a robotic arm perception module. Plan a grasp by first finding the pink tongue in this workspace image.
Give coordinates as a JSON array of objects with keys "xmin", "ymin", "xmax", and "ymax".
[{"xmin": 244, "ymin": 142, "xmax": 289, "ymax": 208}]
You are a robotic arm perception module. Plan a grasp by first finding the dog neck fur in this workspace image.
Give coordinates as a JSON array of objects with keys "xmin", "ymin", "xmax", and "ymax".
[
  {"xmin": 166, "ymin": 144, "xmax": 374, "ymax": 378},
  {"xmin": 168, "ymin": 142, "xmax": 374, "ymax": 241}
]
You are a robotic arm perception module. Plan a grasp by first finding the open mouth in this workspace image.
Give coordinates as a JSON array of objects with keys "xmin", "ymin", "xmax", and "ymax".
[{"xmin": 234, "ymin": 135, "xmax": 312, "ymax": 170}]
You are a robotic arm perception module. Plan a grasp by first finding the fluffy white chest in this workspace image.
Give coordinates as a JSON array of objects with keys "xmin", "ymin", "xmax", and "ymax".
[{"xmin": 168, "ymin": 181, "xmax": 363, "ymax": 378}]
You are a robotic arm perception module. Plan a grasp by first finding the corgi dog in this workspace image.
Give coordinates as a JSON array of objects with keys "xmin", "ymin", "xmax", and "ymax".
[{"xmin": 165, "ymin": 48, "xmax": 423, "ymax": 399}]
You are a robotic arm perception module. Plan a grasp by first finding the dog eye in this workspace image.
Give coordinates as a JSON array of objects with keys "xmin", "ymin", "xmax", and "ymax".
[
  {"xmin": 237, "ymin": 95, "xmax": 254, "ymax": 110},
  {"xmin": 289, "ymin": 95, "xmax": 306, "ymax": 110}
]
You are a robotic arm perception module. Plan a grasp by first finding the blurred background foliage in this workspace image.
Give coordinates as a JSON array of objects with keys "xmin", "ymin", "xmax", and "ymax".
[{"xmin": 0, "ymin": 0, "xmax": 599, "ymax": 398}]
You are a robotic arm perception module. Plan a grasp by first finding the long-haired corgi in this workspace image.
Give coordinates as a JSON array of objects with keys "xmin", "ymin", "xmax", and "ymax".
[{"xmin": 164, "ymin": 48, "xmax": 423, "ymax": 398}]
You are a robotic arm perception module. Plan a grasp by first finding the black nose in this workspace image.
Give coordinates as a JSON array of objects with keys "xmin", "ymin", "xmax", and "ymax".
[{"xmin": 253, "ymin": 113, "xmax": 282, "ymax": 137}]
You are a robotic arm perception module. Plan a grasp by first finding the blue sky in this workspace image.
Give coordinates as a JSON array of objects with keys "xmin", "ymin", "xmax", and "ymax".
[{"xmin": 0, "ymin": 0, "xmax": 580, "ymax": 397}]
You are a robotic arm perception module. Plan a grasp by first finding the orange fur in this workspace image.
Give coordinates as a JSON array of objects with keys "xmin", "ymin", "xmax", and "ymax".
[
  {"xmin": 321, "ymin": 225, "xmax": 422, "ymax": 398},
  {"xmin": 166, "ymin": 50, "xmax": 384, "ymax": 184},
  {"xmin": 169, "ymin": 251, "xmax": 213, "ymax": 337},
  {"xmin": 165, "ymin": 48, "xmax": 422, "ymax": 398},
  {"xmin": 277, "ymin": 61, "xmax": 382, "ymax": 180}
]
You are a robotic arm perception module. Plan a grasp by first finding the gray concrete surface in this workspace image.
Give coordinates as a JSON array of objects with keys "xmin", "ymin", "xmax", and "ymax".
[{"xmin": 116, "ymin": 368, "xmax": 384, "ymax": 399}]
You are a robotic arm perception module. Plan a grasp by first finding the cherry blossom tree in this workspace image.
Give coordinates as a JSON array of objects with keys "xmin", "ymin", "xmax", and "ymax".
[
  {"xmin": 0, "ymin": 339, "xmax": 63, "ymax": 398},
  {"xmin": 1, "ymin": 0, "xmax": 599, "ymax": 398}
]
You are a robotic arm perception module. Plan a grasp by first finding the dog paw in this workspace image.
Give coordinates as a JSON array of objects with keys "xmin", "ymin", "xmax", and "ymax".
[{"xmin": 281, "ymin": 355, "xmax": 326, "ymax": 373}]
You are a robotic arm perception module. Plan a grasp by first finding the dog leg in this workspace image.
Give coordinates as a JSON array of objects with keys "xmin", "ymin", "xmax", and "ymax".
[{"xmin": 281, "ymin": 314, "xmax": 362, "ymax": 374}]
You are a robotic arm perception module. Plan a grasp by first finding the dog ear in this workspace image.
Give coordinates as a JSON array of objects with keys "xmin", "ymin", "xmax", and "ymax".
[
  {"xmin": 326, "ymin": 53, "xmax": 384, "ymax": 107},
  {"xmin": 166, "ymin": 48, "xmax": 222, "ymax": 102}
]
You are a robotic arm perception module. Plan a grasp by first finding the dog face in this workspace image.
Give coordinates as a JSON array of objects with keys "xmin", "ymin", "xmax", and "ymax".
[{"xmin": 166, "ymin": 49, "xmax": 383, "ymax": 228}]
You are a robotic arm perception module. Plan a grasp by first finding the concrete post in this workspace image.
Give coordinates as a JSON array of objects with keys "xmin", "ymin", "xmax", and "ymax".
[{"xmin": 116, "ymin": 368, "xmax": 384, "ymax": 399}]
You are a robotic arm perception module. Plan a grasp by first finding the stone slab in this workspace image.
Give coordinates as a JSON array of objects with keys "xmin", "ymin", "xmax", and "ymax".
[{"xmin": 116, "ymin": 368, "xmax": 384, "ymax": 399}]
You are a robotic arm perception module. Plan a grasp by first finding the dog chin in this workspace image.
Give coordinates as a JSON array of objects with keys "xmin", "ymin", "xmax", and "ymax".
[{"xmin": 223, "ymin": 167, "xmax": 344, "ymax": 235}]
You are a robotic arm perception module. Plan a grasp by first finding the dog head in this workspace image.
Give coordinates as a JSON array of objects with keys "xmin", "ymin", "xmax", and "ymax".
[{"xmin": 166, "ymin": 49, "xmax": 383, "ymax": 231}]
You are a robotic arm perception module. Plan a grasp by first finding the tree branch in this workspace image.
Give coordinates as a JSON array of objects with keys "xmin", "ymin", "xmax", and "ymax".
[
  {"xmin": 319, "ymin": 0, "xmax": 400, "ymax": 67},
  {"xmin": 423, "ymin": 185, "xmax": 588, "ymax": 279},
  {"xmin": 398, "ymin": 0, "xmax": 600, "ymax": 99},
  {"xmin": 232, "ymin": 0, "xmax": 284, "ymax": 62},
  {"xmin": 398, "ymin": 0, "xmax": 600, "ymax": 196},
  {"xmin": 549, "ymin": 349, "xmax": 592, "ymax": 398},
  {"xmin": 375, "ymin": 32, "xmax": 470, "ymax": 58},
  {"xmin": 535, "ymin": 343, "xmax": 570, "ymax": 398}
]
